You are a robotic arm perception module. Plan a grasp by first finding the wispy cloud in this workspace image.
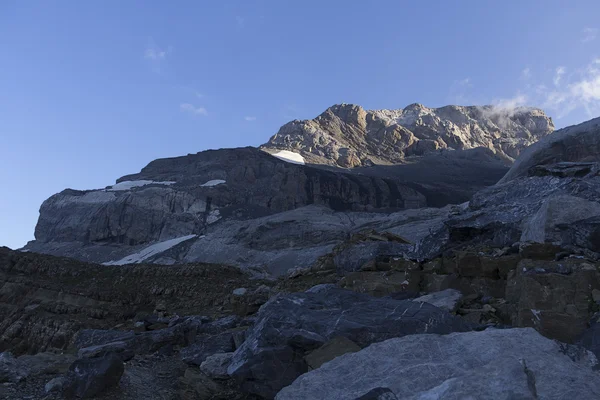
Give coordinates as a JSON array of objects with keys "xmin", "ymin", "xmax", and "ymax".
[
  {"xmin": 542, "ymin": 58, "xmax": 600, "ymax": 118},
  {"xmin": 244, "ymin": 116, "xmax": 257, "ymax": 121},
  {"xmin": 553, "ymin": 66, "xmax": 566, "ymax": 86},
  {"xmin": 144, "ymin": 48, "xmax": 166, "ymax": 61},
  {"xmin": 456, "ymin": 78, "xmax": 473, "ymax": 87},
  {"xmin": 582, "ymin": 27, "xmax": 598, "ymax": 43},
  {"xmin": 144, "ymin": 39, "xmax": 171, "ymax": 72},
  {"xmin": 521, "ymin": 67, "xmax": 531, "ymax": 80},
  {"xmin": 492, "ymin": 94, "xmax": 528, "ymax": 110},
  {"xmin": 180, "ymin": 103, "xmax": 208, "ymax": 116}
]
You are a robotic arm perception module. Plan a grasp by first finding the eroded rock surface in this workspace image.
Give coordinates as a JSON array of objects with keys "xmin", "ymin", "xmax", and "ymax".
[
  {"xmin": 276, "ymin": 328, "xmax": 600, "ymax": 400},
  {"xmin": 228, "ymin": 286, "xmax": 472, "ymax": 398}
]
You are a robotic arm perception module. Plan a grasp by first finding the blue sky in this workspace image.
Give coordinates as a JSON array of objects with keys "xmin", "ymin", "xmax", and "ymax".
[{"xmin": 1, "ymin": 1, "xmax": 599, "ymax": 249}]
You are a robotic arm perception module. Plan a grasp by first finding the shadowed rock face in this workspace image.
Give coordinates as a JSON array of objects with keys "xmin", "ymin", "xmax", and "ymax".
[
  {"xmin": 25, "ymin": 145, "xmax": 507, "ymax": 268},
  {"xmin": 412, "ymin": 116, "xmax": 600, "ymax": 262},
  {"xmin": 262, "ymin": 103, "xmax": 554, "ymax": 167}
]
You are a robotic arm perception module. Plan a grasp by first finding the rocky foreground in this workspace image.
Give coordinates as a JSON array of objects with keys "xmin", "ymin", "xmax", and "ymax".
[{"xmin": 3, "ymin": 114, "xmax": 600, "ymax": 399}]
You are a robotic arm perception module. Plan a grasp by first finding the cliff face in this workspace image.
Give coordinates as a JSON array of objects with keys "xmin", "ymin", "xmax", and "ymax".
[
  {"xmin": 25, "ymin": 102, "xmax": 549, "ymax": 268},
  {"xmin": 262, "ymin": 103, "xmax": 554, "ymax": 167},
  {"xmin": 25, "ymin": 146, "xmax": 506, "ymax": 268}
]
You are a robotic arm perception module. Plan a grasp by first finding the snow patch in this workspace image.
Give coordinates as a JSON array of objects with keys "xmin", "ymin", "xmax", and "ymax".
[
  {"xmin": 272, "ymin": 150, "xmax": 305, "ymax": 165},
  {"xmin": 107, "ymin": 180, "xmax": 175, "ymax": 191},
  {"xmin": 103, "ymin": 235, "xmax": 197, "ymax": 266},
  {"xmin": 201, "ymin": 179, "xmax": 226, "ymax": 187}
]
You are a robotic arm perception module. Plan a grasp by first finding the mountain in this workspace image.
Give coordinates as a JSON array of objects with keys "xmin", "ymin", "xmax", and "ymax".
[
  {"xmin": 261, "ymin": 103, "xmax": 554, "ymax": 167},
  {"xmin": 23, "ymin": 103, "xmax": 552, "ymax": 273},
  {"xmin": 5, "ymin": 115, "xmax": 600, "ymax": 400}
]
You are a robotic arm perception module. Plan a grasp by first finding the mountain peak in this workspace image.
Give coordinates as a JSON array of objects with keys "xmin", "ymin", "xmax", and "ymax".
[{"xmin": 262, "ymin": 103, "xmax": 554, "ymax": 168}]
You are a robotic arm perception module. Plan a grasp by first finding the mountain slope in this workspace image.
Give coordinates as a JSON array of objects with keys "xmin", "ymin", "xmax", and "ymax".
[{"xmin": 262, "ymin": 103, "xmax": 554, "ymax": 167}]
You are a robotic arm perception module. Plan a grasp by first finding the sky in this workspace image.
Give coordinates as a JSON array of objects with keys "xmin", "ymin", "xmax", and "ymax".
[{"xmin": 1, "ymin": 1, "xmax": 600, "ymax": 249}]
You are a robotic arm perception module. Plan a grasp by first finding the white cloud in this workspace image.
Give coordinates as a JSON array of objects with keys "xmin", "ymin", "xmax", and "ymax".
[
  {"xmin": 493, "ymin": 94, "xmax": 528, "ymax": 110},
  {"xmin": 553, "ymin": 66, "xmax": 566, "ymax": 86},
  {"xmin": 244, "ymin": 116, "xmax": 257, "ymax": 121},
  {"xmin": 456, "ymin": 78, "xmax": 472, "ymax": 87},
  {"xmin": 144, "ymin": 39, "xmax": 171, "ymax": 73},
  {"xmin": 144, "ymin": 47, "xmax": 166, "ymax": 61},
  {"xmin": 582, "ymin": 27, "xmax": 598, "ymax": 43},
  {"xmin": 541, "ymin": 59, "xmax": 600, "ymax": 118},
  {"xmin": 180, "ymin": 103, "xmax": 208, "ymax": 116},
  {"xmin": 521, "ymin": 68, "xmax": 531, "ymax": 80}
]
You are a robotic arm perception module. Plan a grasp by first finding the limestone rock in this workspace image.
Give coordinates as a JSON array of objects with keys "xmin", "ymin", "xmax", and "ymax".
[
  {"xmin": 45, "ymin": 376, "xmax": 66, "ymax": 393},
  {"xmin": 227, "ymin": 286, "xmax": 472, "ymax": 398},
  {"xmin": 304, "ymin": 336, "xmax": 361, "ymax": 370},
  {"xmin": 0, "ymin": 352, "xmax": 25, "ymax": 383},
  {"xmin": 200, "ymin": 352, "xmax": 235, "ymax": 380},
  {"xmin": 413, "ymin": 289, "xmax": 463, "ymax": 313},
  {"xmin": 505, "ymin": 258, "xmax": 600, "ymax": 342},
  {"xmin": 276, "ymin": 328, "xmax": 600, "ymax": 400},
  {"xmin": 62, "ymin": 353, "xmax": 124, "ymax": 398},
  {"xmin": 180, "ymin": 333, "xmax": 235, "ymax": 366}
]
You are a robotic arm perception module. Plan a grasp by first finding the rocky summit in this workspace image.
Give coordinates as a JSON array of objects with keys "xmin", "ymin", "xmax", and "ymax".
[
  {"xmin": 5, "ymin": 107, "xmax": 600, "ymax": 400},
  {"xmin": 262, "ymin": 103, "xmax": 554, "ymax": 167}
]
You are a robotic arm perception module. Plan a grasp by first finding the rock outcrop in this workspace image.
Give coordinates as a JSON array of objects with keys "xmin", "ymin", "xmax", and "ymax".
[
  {"xmin": 408, "ymin": 117, "xmax": 600, "ymax": 263},
  {"xmin": 276, "ymin": 328, "xmax": 600, "ymax": 400},
  {"xmin": 227, "ymin": 286, "xmax": 472, "ymax": 398},
  {"xmin": 0, "ymin": 247, "xmax": 268, "ymax": 355},
  {"xmin": 262, "ymin": 103, "xmax": 553, "ymax": 167}
]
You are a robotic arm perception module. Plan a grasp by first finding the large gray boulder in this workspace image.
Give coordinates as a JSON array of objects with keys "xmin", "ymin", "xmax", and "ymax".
[
  {"xmin": 62, "ymin": 353, "xmax": 124, "ymax": 398},
  {"xmin": 227, "ymin": 286, "xmax": 473, "ymax": 399},
  {"xmin": 276, "ymin": 328, "xmax": 600, "ymax": 400}
]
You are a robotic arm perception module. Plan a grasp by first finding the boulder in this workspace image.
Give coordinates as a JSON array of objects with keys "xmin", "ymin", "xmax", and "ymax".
[
  {"xmin": 521, "ymin": 195, "xmax": 600, "ymax": 246},
  {"xmin": 45, "ymin": 377, "xmax": 66, "ymax": 393},
  {"xmin": 413, "ymin": 288, "xmax": 463, "ymax": 313},
  {"xmin": 0, "ymin": 352, "xmax": 25, "ymax": 383},
  {"xmin": 62, "ymin": 353, "xmax": 124, "ymax": 398},
  {"xmin": 0, "ymin": 351, "xmax": 73, "ymax": 384},
  {"xmin": 180, "ymin": 333, "xmax": 235, "ymax": 366},
  {"xmin": 178, "ymin": 367, "xmax": 226, "ymax": 400},
  {"xmin": 200, "ymin": 352, "xmax": 235, "ymax": 380},
  {"xmin": 304, "ymin": 336, "xmax": 361, "ymax": 370},
  {"xmin": 74, "ymin": 329, "xmax": 135, "ymax": 350},
  {"xmin": 227, "ymin": 286, "xmax": 473, "ymax": 398},
  {"xmin": 355, "ymin": 388, "xmax": 398, "ymax": 400},
  {"xmin": 339, "ymin": 271, "xmax": 419, "ymax": 297},
  {"xmin": 276, "ymin": 328, "xmax": 600, "ymax": 400},
  {"xmin": 506, "ymin": 259, "xmax": 600, "ymax": 342},
  {"xmin": 78, "ymin": 340, "xmax": 134, "ymax": 362}
]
